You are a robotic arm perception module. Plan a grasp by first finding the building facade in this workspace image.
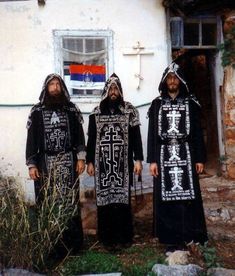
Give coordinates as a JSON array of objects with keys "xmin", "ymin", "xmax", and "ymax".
[{"xmin": 0, "ymin": 0, "xmax": 234, "ymax": 202}]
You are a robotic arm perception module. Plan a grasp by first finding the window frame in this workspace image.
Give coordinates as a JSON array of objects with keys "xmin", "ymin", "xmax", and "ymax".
[
  {"xmin": 170, "ymin": 16, "xmax": 221, "ymax": 49},
  {"xmin": 53, "ymin": 29, "xmax": 114, "ymax": 102}
]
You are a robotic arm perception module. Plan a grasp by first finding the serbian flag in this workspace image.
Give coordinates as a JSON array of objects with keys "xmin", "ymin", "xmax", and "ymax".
[{"xmin": 69, "ymin": 64, "xmax": 106, "ymax": 89}]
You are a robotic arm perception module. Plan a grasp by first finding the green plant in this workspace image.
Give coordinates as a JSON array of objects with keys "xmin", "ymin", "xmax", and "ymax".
[
  {"xmin": 199, "ymin": 242, "xmax": 221, "ymax": 269},
  {"xmin": 0, "ymin": 174, "xmax": 80, "ymax": 272},
  {"xmin": 61, "ymin": 251, "xmax": 122, "ymax": 275},
  {"xmin": 121, "ymin": 245, "xmax": 166, "ymax": 276},
  {"xmin": 122, "ymin": 261, "xmax": 156, "ymax": 276},
  {"xmin": 124, "ymin": 245, "xmax": 165, "ymax": 261},
  {"xmin": 60, "ymin": 244, "xmax": 166, "ymax": 276},
  {"xmin": 218, "ymin": 155, "xmax": 228, "ymax": 163},
  {"xmin": 218, "ymin": 26, "xmax": 235, "ymax": 68}
]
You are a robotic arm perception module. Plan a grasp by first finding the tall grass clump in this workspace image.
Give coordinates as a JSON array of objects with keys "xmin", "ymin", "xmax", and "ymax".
[{"xmin": 0, "ymin": 171, "xmax": 81, "ymax": 273}]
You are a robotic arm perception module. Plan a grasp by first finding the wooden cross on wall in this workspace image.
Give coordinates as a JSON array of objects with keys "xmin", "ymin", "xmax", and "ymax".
[{"xmin": 123, "ymin": 41, "xmax": 154, "ymax": 89}]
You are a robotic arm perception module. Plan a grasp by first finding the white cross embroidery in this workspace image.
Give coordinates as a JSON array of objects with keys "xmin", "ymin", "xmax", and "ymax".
[
  {"xmin": 100, "ymin": 126, "xmax": 124, "ymax": 187},
  {"xmin": 169, "ymin": 167, "xmax": 183, "ymax": 191},
  {"xmin": 169, "ymin": 145, "xmax": 181, "ymax": 161},
  {"xmin": 50, "ymin": 129, "xmax": 65, "ymax": 149},
  {"xmin": 167, "ymin": 110, "xmax": 181, "ymax": 133}
]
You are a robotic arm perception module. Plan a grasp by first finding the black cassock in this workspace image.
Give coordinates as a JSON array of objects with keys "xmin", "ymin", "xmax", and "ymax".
[
  {"xmin": 147, "ymin": 95, "xmax": 208, "ymax": 245},
  {"xmin": 26, "ymin": 74, "xmax": 85, "ymax": 252},
  {"xmin": 86, "ymin": 102, "xmax": 143, "ymax": 246}
]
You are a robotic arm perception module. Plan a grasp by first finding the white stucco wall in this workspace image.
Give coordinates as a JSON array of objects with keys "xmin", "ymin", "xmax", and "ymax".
[{"xmin": 0, "ymin": 0, "xmax": 168, "ymax": 194}]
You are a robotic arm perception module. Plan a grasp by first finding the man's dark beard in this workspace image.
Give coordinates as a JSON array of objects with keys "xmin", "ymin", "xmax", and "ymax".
[
  {"xmin": 168, "ymin": 89, "xmax": 179, "ymax": 100},
  {"xmin": 44, "ymin": 92, "xmax": 68, "ymax": 108},
  {"xmin": 100, "ymin": 95, "xmax": 124, "ymax": 114},
  {"xmin": 108, "ymin": 96, "xmax": 122, "ymax": 109},
  {"xmin": 168, "ymin": 88, "xmax": 179, "ymax": 94}
]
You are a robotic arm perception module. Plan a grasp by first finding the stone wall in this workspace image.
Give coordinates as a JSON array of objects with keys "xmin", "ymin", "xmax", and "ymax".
[
  {"xmin": 200, "ymin": 176, "xmax": 235, "ymax": 240},
  {"xmin": 223, "ymin": 67, "xmax": 235, "ymax": 179},
  {"xmin": 221, "ymin": 11, "xmax": 235, "ymax": 179}
]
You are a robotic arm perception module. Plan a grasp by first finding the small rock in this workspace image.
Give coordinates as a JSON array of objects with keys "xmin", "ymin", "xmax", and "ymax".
[
  {"xmin": 166, "ymin": 250, "xmax": 190, "ymax": 265},
  {"xmin": 208, "ymin": 216, "xmax": 220, "ymax": 222},
  {"xmin": 220, "ymin": 208, "xmax": 231, "ymax": 221},
  {"xmin": 2, "ymin": 269, "xmax": 44, "ymax": 276},
  {"xmin": 207, "ymin": 188, "xmax": 218, "ymax": 192},
  {"xmin": 79, "ymin": 272, "xmax": 122, "ymax": 276},
  {"xmin": 207, "ymin": 267, "xmax": 235, "ymax": 276},
  {"xmin": 152, "ymin": 264, "xmax": 203, "ymax": 276}
]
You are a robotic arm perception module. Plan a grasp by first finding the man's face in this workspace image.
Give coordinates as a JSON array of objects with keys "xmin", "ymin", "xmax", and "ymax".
[
  {"xmin": 166, "ymin": 73, "xmax": 180, "ymax": 93},
  {"xmin": 47, "ymin": 78, "xmax": 62, "ymax": 97},
  {"xmin": 108, "ymin": 83, "xmax": 120, "ymax": 101}
]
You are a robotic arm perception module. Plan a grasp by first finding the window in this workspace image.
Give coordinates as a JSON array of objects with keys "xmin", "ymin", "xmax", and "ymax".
[
  {"xmin": 184, "ymin": 21, "xmax": 199, "ymax": 46},
  {"xmin": 54, "ymin": 30, "xmax": 113, "ymax": 98},
  {"xmin": 170, "ymin": 16, "xmax": 220, "ymax": 49}
]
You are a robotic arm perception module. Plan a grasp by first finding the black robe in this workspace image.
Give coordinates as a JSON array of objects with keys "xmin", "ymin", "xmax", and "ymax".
[
  {"xmin": 147, "ymin": 95, "xmax": 208, "ymax": 245},
  {"xmin": 86, "ymin": 103, "xmax": 143, "ymax": 246},
  {"xmin": 26, "ymin": 98, "xmax": 85, "ymax": 252},
  {"xmin": 26, "ymin": 102, "xmax": 85, "ymax": 184}
]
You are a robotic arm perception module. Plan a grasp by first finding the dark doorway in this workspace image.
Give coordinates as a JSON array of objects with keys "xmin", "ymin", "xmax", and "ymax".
[{"xmin": 172, "ymin": 49, "xmax": 220, "ymax": 175}]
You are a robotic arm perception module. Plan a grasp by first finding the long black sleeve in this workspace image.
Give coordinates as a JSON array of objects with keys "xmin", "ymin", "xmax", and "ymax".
[
  {"xmin": 73, "ymin": 107, "xmax": 86, "ymax": 157},
  {"xmin": 130, "ymin": 125, "xmax": 144, "ymax": 161},
  {"xmin": 26, "ymin": 108, "xmax": 39, "ymax": 167},
  {"xmin": 77, "ymin": 122, "xmax": 86, "ymax": 153},
  {"xmin": 86, "ymin": 114, "xmax": 96, "ymax": 164},
  {"xmin": 190, "ymin": 99, "xmax": 207, "ymax": 163},
  {"xmin": 147, "ymin": 100, "xmax": 158, "ymax": 163},
  {"xmin": 129, "ymin": 125, "xmax": 144, "ymax": 161}
]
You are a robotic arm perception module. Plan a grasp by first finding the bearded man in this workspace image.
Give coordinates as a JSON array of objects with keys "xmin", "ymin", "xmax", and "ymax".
[
  {"xmin": 147, "ymin": 63, "xmax": 208, "ymax": 252},
  {"xmin": 26, "ymin": 73, "xmax": 85, "ymax": 254},
  {"xmin": 86, "ymin": 73, "xmax": 143, "ymax": 249}
]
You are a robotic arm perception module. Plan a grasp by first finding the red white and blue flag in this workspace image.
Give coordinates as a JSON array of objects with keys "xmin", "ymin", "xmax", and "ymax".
[{"xmin": 69, "ymin": 64, "xmax": 106, "ymax": 89}]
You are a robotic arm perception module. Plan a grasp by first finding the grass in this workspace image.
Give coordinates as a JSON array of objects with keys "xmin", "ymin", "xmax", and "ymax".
[
  {"xmin": 60, "ymin": 244, "xmax": 166, "ymax": 276},
  {"xmin": 59, "ymin": 240, "xmax": 223, "ymax": 275},
  {"xmin": 62, "ymin": 251, "xmax": 122, "ymax": 275}
]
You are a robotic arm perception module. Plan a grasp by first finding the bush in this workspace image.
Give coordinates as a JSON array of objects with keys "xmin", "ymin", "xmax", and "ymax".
[
  {"xmin": 199, "ymin": 242, "xmax": 221, "ymax": 269},
  {"xmin": 0, "ymin": 174, "xmax": 80, "ymax": 272},
  {"xmin": 218, "ymin": 26, "xmax": 235, "ymax": 68}
]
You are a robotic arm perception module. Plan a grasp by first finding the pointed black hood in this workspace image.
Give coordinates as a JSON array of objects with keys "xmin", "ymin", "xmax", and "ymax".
[
  {"xmin": 158, "ymin": 62, "xmax": 189, "ymax": 97},
  {"xmin": 39, "ymin": 73, "xmax": 70, "ymax": 104},
  {"xmin": 100, "ymin": 73, "xmax": 123, "ymax": 103}
]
